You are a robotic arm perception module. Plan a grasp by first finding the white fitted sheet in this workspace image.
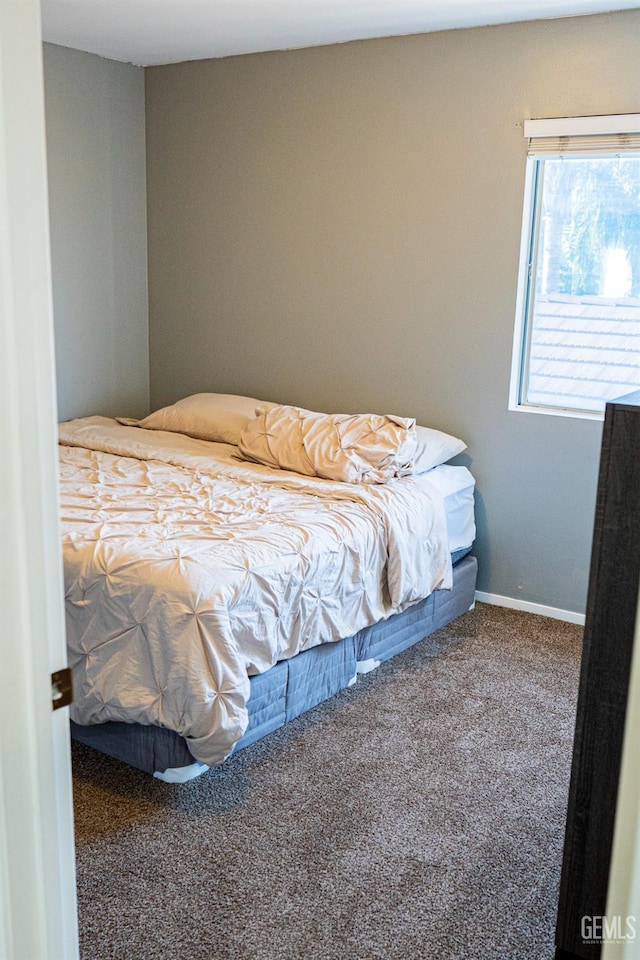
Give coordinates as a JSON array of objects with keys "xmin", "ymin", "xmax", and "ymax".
[{"xmin": 424, "ymin": 465, "xmax": 476, "ymax": 554}]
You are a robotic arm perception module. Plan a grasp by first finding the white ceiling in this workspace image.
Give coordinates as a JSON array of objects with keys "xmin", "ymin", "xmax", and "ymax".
[{"xmin": 40, "ymin": 0, "xmax": 640, "ymax": 67}]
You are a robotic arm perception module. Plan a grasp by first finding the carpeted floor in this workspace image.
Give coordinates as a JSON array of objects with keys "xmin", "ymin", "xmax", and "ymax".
[{"xmin": 71, "ymin": 602, "xmax": 582, "ymax": 960}]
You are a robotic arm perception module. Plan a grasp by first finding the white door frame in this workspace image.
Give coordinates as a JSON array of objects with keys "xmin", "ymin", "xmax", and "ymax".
[{"xmin": 0, "ymin": 0, "xmax": 78, "ymax": 957}]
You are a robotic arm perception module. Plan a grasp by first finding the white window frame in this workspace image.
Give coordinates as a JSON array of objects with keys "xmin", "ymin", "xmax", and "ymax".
[{"xmin": 509, "ymin": 113, "xmax": 640, "ymax": 421}]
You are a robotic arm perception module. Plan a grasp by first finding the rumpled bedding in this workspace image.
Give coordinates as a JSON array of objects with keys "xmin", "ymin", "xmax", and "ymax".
[
  {"xmin": 59, "ymin": 416, "xmax": 452, "ymax": 766},
  {"xmin": 238, "ymin": 404, "xmax": 417, "ymax": 483}
]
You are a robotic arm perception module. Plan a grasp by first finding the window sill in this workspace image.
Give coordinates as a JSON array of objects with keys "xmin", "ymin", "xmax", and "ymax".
[{"xmin": 508, "ymin": 402, "xmax": 605, "ymax": 422}]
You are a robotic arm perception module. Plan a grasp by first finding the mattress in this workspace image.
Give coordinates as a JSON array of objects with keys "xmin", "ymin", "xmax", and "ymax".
[{"xmin": 424, "ymin": 464, "xmax": 475, "ymax": 558}]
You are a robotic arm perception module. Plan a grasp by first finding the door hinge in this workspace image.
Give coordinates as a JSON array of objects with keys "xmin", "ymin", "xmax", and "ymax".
[{"xmin": 51, "ymin": 667, "xmax": 73, "ymax": 710}]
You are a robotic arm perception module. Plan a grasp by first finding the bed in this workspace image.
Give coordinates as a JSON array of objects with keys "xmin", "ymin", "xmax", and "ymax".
[{"xmin": 61, "ymin": 395, "xmax": 477, "ymax": 782}]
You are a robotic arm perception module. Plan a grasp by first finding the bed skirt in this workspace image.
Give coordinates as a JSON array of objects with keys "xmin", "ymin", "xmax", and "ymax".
[{"xmin": 70, "ymin": 554, "xmax": 477, "ymax": 779}]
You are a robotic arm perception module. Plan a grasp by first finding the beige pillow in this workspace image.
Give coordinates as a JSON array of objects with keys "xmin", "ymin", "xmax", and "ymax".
[
  {"xmin": 132, "ymin": 393, "xmax": 275, "ymax": 446},
  {"xmin": 238, "ymin": 404, "xmax": 417, "ymax": 484}
]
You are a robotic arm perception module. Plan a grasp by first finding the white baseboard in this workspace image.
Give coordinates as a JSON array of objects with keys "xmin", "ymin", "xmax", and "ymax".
[{"xmin": 474, "ymin": 591, "xmax": 586, "ymax": 626}]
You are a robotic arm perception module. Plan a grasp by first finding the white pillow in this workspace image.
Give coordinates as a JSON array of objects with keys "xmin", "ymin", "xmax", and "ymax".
[
  {"xmin": 132, "ymin": 393, "xmax": 275, "ymax": 446},
  {"xmin": 413, "ymin": 425, "xmax": 467, "ymax": 473}
]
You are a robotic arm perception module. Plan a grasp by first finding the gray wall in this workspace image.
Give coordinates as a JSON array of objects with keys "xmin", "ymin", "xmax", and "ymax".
[
  {"xmin": 44, "ymin": 43, "xmax": 149, "ymax": 421},
  {"xmin": 145, "ymin": 10, "xmax": 640, "ymax": 614}
]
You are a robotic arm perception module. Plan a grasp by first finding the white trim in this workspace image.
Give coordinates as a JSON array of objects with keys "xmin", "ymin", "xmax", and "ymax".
[
  {"xmin": 509, "ymin": 401, "xmax": 605, "ymax": 421},
  {"xmin": 524, "ymin": 114, "xmax": 640, "ymax": 139},
  {"xmin": 508, "ymin": 155, "xmax": 537, "ymax": 413},
  {"xmin": 0, "ymin": 0, "xmax": 78, "ymax": 957},
  {"xmin": 475, "ymin": 591, "xmax": 585, "ymax": 626}
]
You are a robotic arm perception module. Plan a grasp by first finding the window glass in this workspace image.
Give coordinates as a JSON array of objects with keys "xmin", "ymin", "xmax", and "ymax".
[{"xmin": 516, "ymin": 154, "xmax": 640, "ymax": 415}]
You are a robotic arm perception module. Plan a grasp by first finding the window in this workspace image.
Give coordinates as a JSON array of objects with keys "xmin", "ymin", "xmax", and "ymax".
[{"xmin": 510, "ymin": 115, "xmax": 640, "ymax": 418}]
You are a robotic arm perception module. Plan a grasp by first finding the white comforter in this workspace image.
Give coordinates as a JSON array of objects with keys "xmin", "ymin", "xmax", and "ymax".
[{"xmin": 59, "ymin": 417, "xmax": 452, "ymax": 766}]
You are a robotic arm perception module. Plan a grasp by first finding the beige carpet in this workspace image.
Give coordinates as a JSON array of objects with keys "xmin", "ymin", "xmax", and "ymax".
[{"xmin": 72, "ymin": 602, "xmax": 582, "ymax": 960}]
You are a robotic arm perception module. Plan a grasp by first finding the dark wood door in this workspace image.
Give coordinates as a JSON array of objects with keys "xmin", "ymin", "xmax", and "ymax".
[{"xmin": 555, "ymin": 390, "xmax": 640, "ymax": 960}]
